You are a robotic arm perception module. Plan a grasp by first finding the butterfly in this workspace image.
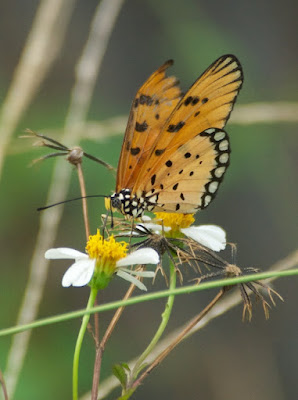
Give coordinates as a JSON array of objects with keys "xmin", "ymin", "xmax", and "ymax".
[{"xmin": 109, "ymin": 54, "xmax": 243, "ymax": 218}]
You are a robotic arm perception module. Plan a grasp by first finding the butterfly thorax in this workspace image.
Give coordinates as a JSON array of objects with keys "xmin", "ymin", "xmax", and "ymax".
[{"xmin": 110, "ymin": 189, "xmax": 157, "ymax": 218}]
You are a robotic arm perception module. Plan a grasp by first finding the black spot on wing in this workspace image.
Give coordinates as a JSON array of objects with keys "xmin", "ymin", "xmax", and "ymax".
[
  {"xmin": 155, "ymin": 148, "xmax": 165, "ymax": 156},
  {"xmin": 135, "ymin": 121, "xmax": 148, "ymax": 132},
  {"xmin": 167, "ymin": 121, "xmax": 185, "ymax": 132},
  {"xmin": 151, "ymin": 174, "xmax": 156, "ymax": 186},
  {"xmin": 139, "ymin": 94, "xmax": 153, "ymax": 105},
  {"xmin": 184, "ymin": 96, "xmax": 193, "ymax": 106},
  {"xmin": 130, "ymin": 147, "xmax": 140, "ymax": 155}
]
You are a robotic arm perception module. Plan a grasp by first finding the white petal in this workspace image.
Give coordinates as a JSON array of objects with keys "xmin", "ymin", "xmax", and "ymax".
[
  {"xmin": 181, "ymin": 225, "xmax": 226, "ymax": 251},
  {"xmin": 141, "ymin": 215, "xmax": 152, "ymax": 222},
  {"xmin": 143, "ymin": 223, "xmax": 171, "ymax": 233},
  {"xmin": 45, "ymin": 248, "xmax": 87, "ymax": 260},
  {"xmin": 121, "ymin": 230, "xmax": 142, "ymax": 236},
  {"xmin": 116, "ymin": 270, "xmax": 148, "ymax": 291},
  {"xmin": 61, "ymin": 259, "xmax": 95, "ymax": 287},
  {"xmin": 116, "ymin": 248, "xmax": 159, "ymax": 267},
  {"xmin": 119, "ymin": 268, "xmax": 155, "ymax": 278}
]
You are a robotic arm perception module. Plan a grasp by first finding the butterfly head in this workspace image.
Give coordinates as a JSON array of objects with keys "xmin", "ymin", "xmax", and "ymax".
[{"xmin": 107, "ymin": 189, "xmax": 153, "ymax": 218}]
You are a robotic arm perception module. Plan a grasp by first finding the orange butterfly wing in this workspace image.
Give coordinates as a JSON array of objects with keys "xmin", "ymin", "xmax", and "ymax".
[
  {"xmin": 131, "ymin": 55, "xmax": 243, "ymax": 213},
  {"xmin": 116, "ymin": 60, "xmax": 183, "ymax": 191}
]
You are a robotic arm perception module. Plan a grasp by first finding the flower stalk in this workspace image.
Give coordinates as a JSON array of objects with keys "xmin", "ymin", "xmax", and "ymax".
[
  {"xmin": 128, "ymin": 259, "xmax": 177, "ymax": 389},
  {"xmin": 73, "ymin": 286, "xmax": 98, "ymax": 400}
]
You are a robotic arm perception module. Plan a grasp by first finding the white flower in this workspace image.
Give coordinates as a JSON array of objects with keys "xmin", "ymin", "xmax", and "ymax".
[
  {"xmin": 45, "ymin": 247, "xmax": 158, "ymax": 291},
  {"xmin": 180, "ymin": 225, "xmax": 226, "ymax": 251},
  {"xmin": 136, "ymin": 216, "xmax": 226, "ymax": 252}
]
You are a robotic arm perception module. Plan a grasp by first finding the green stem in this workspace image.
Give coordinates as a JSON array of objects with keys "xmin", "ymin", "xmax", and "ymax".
[
  {"xmin": 73, "ymin": 287, "xmax": 98, "ymax": 400},
  {"xmin": 1, "ymin": 267, "xmax": 297, "ymax": 338},
  {"xmin": 130, "ymin": 260, "xmax": 177, "ymax": 381}
]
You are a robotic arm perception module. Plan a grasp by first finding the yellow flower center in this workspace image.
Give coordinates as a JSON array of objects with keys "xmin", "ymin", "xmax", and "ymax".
[
  {"xmin": 154, "ymin": 212, "xmax": 195, "ymax": 237},
  {"xmin": 86, "ymin": 230, "xmax": 128, "ymax": 267},
  {"xmin": 86, "ymin": 230, "xmax": 128, "ymax": 290}
]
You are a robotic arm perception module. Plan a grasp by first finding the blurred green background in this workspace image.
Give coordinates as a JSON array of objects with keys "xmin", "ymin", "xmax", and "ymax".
[{"xmin": 0, "ymin": 0, "xmax": 297, "ymax": 399}]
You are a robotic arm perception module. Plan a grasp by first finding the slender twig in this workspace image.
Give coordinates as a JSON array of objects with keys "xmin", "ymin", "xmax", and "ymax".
[
  {"xmin": 132, "ymin": 289, "xmax": 225, "ymax": 390},
  {"xmin": 91, "ymin": 282, "xmax": 137, "ymax": 400},
  {"xmin": 76, "ymin": 163, "xmax": 90, "ymax": 240},
  {"xmin": 3, "ymin": 0, "xmax": 124, "ymax": 397},
  {"xmin": 100, "ymin": 283, "xmax": 136, "ymax": 353},
  {"xmin": 0, "ymin": 370, "xmax": 8, "ymax": 400}
]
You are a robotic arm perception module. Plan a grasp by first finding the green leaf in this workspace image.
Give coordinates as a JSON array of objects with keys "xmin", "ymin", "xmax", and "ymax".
[
  {"xmin": 121, "ymin": 362, "xmax": 131, "ymax": 372},
  {"xmin": 112, "ymin": 363, "xmax": 128, "ymax": 389}
]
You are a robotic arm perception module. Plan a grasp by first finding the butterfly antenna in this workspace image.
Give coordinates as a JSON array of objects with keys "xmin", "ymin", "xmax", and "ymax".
[{"xmin": 37, "ymin": 195, "xmax": 106, "ymax": 211}]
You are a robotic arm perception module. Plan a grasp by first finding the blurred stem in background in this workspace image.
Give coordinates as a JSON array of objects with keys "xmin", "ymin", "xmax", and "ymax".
[
  {"xmin": 1, "ymin": 0, "xmax": 125, "ymax": 399},
  {"xmin": 0, "ymin": 0, "xmax": 75, "ymax": 178}
]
